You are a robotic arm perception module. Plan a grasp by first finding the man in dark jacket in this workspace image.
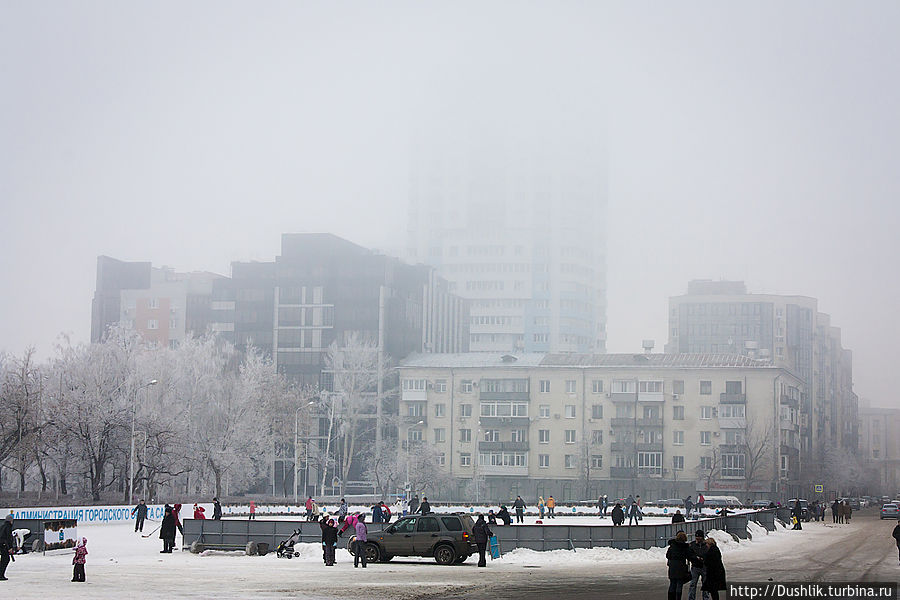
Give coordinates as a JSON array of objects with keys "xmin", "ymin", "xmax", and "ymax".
[
  {"xmin": 497, "ymin": 506, "xmax": 512, "ymax": 526},
  {"xmin": 892, "ymin": 522, "xmax": 900, "ymax": 563},
  {"xmin": 159, "ymin": 505, "xmax": 177, "ymax": 553},
  {"xmin": 611, "ymin": 503, "xmax": 625, "ymax": 526},
  {"xmin": 0, "ymin": 514, "xmax": 14, "ymax": 580},
  {"xmin": 213, "ymin": 497, "xmax": 222, "ymax": 520},
  {"xmin": 409, "ymin": 495, "xmax": 420, "ymax": 514},
  {"xmin": 684, "ymin": 496, "xmax": 694, "ymax": 519},
  {"xmin": 667, "ymin": 530, "xmax": 703, "ymax": 600},
  {"xmin": 472, "ymin": 515, "xmax": 493, "ymax": 567},
  {"xmin": 322, "ymin": 519, "xmax": 338, "ymax": 566},
  {"xmin": 688, "ymin": 530, "xmax": 711, "ymax": 600},
  {"xmin": 417, "ymin": 497, "xmax": 431, "ymax": 514},
  {"xmin": 628, "ymin": 502, "xmax": 642, "ymax": 526},
  {"xmin": 831, "ymin": 499, "xmax": 840, "ymax": 523},
  {"xmin": 672, "ymin": 510, "xmax": 686, "ymax": 524},
  {"xmin": 371, "ymin": 503, "xmax": 383, "ymax": 523},
  {"xmin": 791, "ymin": 502, "xmax": 803, "ymax": 530},
  {"xmin": 513, "ymin": 496, "xmax": 527, "ymax": 523},
  {"xmin": 132, "ymin": 500, "xmax": 148, "ymax": 532}
]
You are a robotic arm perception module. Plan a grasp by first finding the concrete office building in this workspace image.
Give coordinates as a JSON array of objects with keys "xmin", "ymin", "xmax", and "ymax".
[
  {"xmin": 405, "ymin": 122, "xmax": 607, "ymax": 354},
  {"xmin": 397, "ymin": 352, "xmax": 803, "ymax": 502},
  {"xmin": 666, "ymin": 280, "xmax": 858, "ymax": 473},
  {"xmin": 858, "ymin": 401, "xmax": 900, "ymax": 497}
]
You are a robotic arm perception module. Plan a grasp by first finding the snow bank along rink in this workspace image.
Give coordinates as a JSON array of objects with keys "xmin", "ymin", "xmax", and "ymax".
[{"xmin": 0, "ymin": 513, "xmax": 838, "ymax": 599}]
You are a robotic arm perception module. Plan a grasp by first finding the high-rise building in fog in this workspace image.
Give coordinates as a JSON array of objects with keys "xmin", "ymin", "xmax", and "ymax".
[{"xmin": 405, "ymin": 120, "xmax": 607, "ymax": 354}]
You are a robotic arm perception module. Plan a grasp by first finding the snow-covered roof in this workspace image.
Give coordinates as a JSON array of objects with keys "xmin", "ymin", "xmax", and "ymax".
[{"xmin": 398, "ymin": 352, "xmax": 775, "ymax": 369}]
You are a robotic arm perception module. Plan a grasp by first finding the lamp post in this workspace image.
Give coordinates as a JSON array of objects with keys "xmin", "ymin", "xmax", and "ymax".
[
  {"xmin": 129, "ymin": 379, "xmax": 158, "ymax": 505},
  {"xmin": 294, "ymin": 400, "xmax": 316, "ymax": 505},
  {"xmin": 405, "ymin": 420, "xmax": 424, "ymax": 500}
]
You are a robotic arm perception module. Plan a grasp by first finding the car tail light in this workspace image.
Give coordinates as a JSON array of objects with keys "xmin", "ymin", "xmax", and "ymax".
[{"xmin": 463, "ymin": 532, "xmax": 469, "ymax": 539}]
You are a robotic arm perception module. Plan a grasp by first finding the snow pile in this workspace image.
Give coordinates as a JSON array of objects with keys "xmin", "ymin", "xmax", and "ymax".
[
  {"xmin": 746, "ymin": 520, "xmax": 767, "ymax": 539},
  {"xmin": 502, "ymin": 545, "xmax": 666, "ymax": 565},
  {"xmin": 706, "ymin": 529, "xmax": 739, "ymax": 549}
]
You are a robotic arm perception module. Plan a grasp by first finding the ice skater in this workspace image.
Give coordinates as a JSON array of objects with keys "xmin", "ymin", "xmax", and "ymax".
[
  {"xmin": 71, "ymin": 537, "xmax": 88, "ymax": 582},
  {"xmin": 132, "ymin": 499, "xmax": 148, "ymax": 532}
]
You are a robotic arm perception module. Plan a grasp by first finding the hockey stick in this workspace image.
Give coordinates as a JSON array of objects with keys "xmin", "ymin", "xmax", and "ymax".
[{"xmin": 142, "ymin": 523, "xmax": 162, "ymax": 538}]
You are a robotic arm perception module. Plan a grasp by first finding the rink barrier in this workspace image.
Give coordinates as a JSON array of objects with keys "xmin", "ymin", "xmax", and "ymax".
[{"xmin": 182, "ymin": 512, "xmax": 765, "ymax": 553}]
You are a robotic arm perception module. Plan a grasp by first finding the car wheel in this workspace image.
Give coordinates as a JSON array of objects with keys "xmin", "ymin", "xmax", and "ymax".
[
  {"xmin": 434, "ymin": 544, "xmax": 456, "ymax": 565},
  {"xmin": 364, "ymin": 542, "xmax": 381, "ymax": 563}
]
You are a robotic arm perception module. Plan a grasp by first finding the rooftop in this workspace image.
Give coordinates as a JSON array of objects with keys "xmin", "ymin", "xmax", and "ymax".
[{"xmin": 399, "ymin": 352, "xmax": 776, "ymax": 369}]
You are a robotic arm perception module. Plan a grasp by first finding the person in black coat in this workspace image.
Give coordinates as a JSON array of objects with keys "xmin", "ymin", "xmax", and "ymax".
[
  {"xmin": 487, "ymin": 510, "xmax": 498, "ymax": 526},
  {"xmin": 322, "ymin": 518, "xmax": 339, "ymax": 566},
  {"xmin": 671, "ymin": 510, "xmax": 686, "ymax": 524},
  {"xmin": 892, "ymin": 522, "xmax": 900, "ymax": 563},
  {"xmin": 159, "ymin": 505, "xmax": 177, "ymax": 553},
  {"xmin": 689, "ymin": 530, "xmax": 711, "ymax": 600},
  {"xmin": 497, "ymin": 506, "xmax": 512, "ymax": 526},
  {"xmin": 701, "ymin": 537, "xmax": 727, "ymax": 600},
  {"xmin": 132, "ymin": 500, "xmax": 148, "ymax": 532},
  {"xmin": 0, "ymin": 514, "xmax": 14, "ymax": 580},
  {"xmin": 472, "ymin": 515, "xmax": 493, "ymax": 567},
  {"xmin": 831, "ymin": 499, "xmax": 840, "ymax": 524},
  {"xmin": 417, "ymin": 497, "xmax": 431, "ymax": 514},
  {"xmin": 513, "ymin": 496, "xmax": 527, "ymax": 523},
  {"xmin": 611, "ymin": 503, "xmax": 625, "ymax": 526},
  {"xmin": 409, "ymin": 496, "xmax": 420, "ymax": 514},
  {"xmin": 212, "ymin": 498, "xmax": 222, "ymax": 520},
  {"xmin": 667, "ymin": 530, "xmax": 703, "ymax": 600}
]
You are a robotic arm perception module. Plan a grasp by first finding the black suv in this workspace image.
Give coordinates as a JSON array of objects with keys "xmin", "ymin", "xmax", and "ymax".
[{"xmin": 350, "ymin": 513, "xmax": 477, "ymax": 565}]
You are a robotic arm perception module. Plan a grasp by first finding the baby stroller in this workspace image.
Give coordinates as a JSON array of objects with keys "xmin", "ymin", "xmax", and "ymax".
[{"xmin": 276, "ymin": 529, "xmax": 302, "ymax": 559}]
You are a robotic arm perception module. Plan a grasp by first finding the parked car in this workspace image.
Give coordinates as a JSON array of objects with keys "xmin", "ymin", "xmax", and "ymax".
[
  {"xmin": 655, "ymin": 498, "xmax": 686, "ymax": 508},
  {"xmin": 349, "ymin": 513, "xmax": 477, "ymax": 565},
  {"xmin": 880, "ymin": 503, "xmax": 899, "ymax": 520},
  {"xmin": 751, "ymin": 500, "xmax": 773, "ymax": 509},
  {"xmin": 788, "ymin": 498, "xmax": 810, "ymax": 521}
]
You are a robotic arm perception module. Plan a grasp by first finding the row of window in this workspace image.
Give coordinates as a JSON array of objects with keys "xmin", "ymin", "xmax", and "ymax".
[
  {"xmin": 402, "ymin": 378, "xmax": 744, "ymax": 396},
  {"xmin": 456, "ymin": 452, "xmax": 597, "ymax": 469},
  {"xmin": 420, "ymin": 426, "xmax": 747, "ymax": 448},
  {"xmin": 409, "ymin": 401, "xmax": 744, "ymax": 422}
]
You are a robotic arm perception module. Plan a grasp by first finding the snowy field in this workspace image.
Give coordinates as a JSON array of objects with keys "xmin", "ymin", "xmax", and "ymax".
[{"xmin": 0, "ymin": 514, "xmax": 830, "ymax": 599}]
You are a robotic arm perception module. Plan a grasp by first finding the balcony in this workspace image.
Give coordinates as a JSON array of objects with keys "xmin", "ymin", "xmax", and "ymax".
[
  {"xmin": 401, "ymin": 389, "xmax": 427, "ymax": 402},
  {"xmin": 609, "ymin": 392, "xmax": 636, "ymax": 403},
  {"xmin": 478, "ymin": 441, "xmax": 530, "ymax": 452},
  {"xmin": 610, "ymin": 417, "xmax": 634, "ymax": 428},
  {"xmin": 636, "ymin": 418, "xmax": 663, "ymax": 428},
  {"xmin": 719, "ymin": 393, "xmax": 746, "ymax": 404},
  {"xmin": 718, "ymin": 417, "xmax": 746, "ymax": 429},
  {"xmin": 478, "ymin": 415, "xmax": 530, "ymax": 427},
  {"xmin": 717, "ymin": 444, "xmax": 743, "ymax": 453},
  {"xmin": 780, "ymin": 394, "xmax": 799, "ymax": 409},
  {"xmin": 638, "ymin": 392, "xmax": 665, "ymax": 403},
  {"xmin": 479, "ymin": 391, "xmax": 530, "ymax": 401},
  {"xmin": 480, "ymin": 464, "xmax": 528, "ymax": 476},
  {"xmin": 637, "ymin": 467, "xmax": 663, "ymax": 477},
  {"xmin": 636, "ymin": 442, "xmax": 663, "ymax": 452},
  {"xmin": 610, "ymin": 442, "xmax": 632, "ymax": 452},
  {"xmin": 610, "ymin": 466, "xmax": 636, "ymax": 478},
  {"xmin": 402, "ymin": 414, "xmax": 427, "ymax": 426}
]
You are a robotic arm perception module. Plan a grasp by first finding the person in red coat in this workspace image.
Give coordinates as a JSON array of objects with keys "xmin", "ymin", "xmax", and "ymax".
[
  {"xmin": 72, "ymin": 537, "xmax": 88, "ymax": 582},
  {"xmin": 173, "ymin": 504, "xmax": 184, "ymax": 535},
  {"xmin": 193, "ymin": 504, "xmax": 206, "ymax": 520}
]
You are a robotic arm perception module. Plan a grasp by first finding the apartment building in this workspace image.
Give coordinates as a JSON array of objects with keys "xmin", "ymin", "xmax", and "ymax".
[
  {"xmin": 397, "ymin": 352, "xmax": 803, "ymax": 502},
  {"xmin": 858, "ymin": 402, "xmax": 900, "ymax": 497}
]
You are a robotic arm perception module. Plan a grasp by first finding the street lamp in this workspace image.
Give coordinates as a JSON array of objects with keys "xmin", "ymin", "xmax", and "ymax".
[
  {"xmin": 294, "ymin": 400, "xmax": 317, "ymax": 505},
  {"xmin": 129, "ymin": 379, "xmax": 158, "ymax": 505},
  {"xmin": 405, "ymin": 420, "xmax": 424, "ymax": 500}
]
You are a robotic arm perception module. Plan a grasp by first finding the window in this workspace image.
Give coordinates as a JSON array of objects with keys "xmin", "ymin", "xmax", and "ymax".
[
  {"xmin": 639, "ymin": 380, "xmax": 663, "ymax": 393},
  {"xmin": 700, "ymin": 381, "xmax": 712, "ymax": 395},
  {"xmin": 435, "ymin": 404, "xmax": 446, "ymax": 418},
  {"xmin": 565, "ymin": 405, "xmax": 576, "ymax": 419},
  {"xmin": 565, "ymin": 430, "xmax": 576, "ymax": 444},
  {"xmin": 437, "ymin": 453, "xmax": 445, "ymax": 466},
  {"xmin": 460, "ymin": 404, "xmax": 472, "ymax": 417},
  {"xmin": 780, "ymin": 455, "xmax": 788, "ymax": 475},
  {"xmin": 435, "ymin": 379, "xmax": 447, "ymax": 393},
  {"xmin": 721, "ymin": 453, "xmax": 746, "ymax": 478},
  {"xmin": 673, "ymin": 406, "xmax": 685, "ymax": 420},
  {"xmin": 592, "ymin": 380, "xmax": 604, "ymax": 393},
  {"xmin": 461, "ymin": 380, "xmax": 473, "ymax": 393},
  {"xmin": 483, "ymin": 429, "xmax": 499, "ymax": 442},
  {"xmin": 566, "ymin": 380, "xmax": 577, "ymax": 394},
  {"xmin": 673, "ymin": 430, "xmax": 684, "ymax": 445},
  {"xmin": 612, "ymin": 379, "xmax": 635, "ymax": 393},
  {"xmin": 511, "ymin": 429, "xmax": 527, "ymax": 443},
  {"xmin": 407, "ymin": 403, "xmax": 424, "ymax": 417},
  {"xmin": 459, "ymin": 429, "xmax": 472, "ymax": 443},
  {"xmin": 700, "ymin": 431, "xmax": 711, "ymax": 445},
  {"xmin": 725, "ymin": 381, "xmax": 743, "ymax": 394},
  {"xmin": 700, "ymin": 406, "xmax": 714, "ymax": 420},
  {"xmin": 147, "ymin": 319, "xmax": 158, "ymax": 330},
  {"xmin": 700, "ymin": 456, "xmax": 712, "ymax": 470},
  {"xmin": 591, "ymin": 455, "xmax": 603, "ymax": 469},
  {"xmin": 591, "ymin": 404, "xmax": 603, "ymax": 419},
  {"xmin": 460, "ymin": 453, "xmax": 471, "ymax": 466},
  {"xmin": 591, "ymin": 430, "xmax": 603, "ymax": 445},
  {"xmin": 638, "ymin": 452, "xmax": 663, "ymax": 475},
  {"xmin": 433, "ymin": 428, "xmax": 445, "ymax": 443},
  {"xmin": 564, "ymin": 455, "xmax": 576, "ymax": 469},
  {"xmin": 539, "ymin": 380, "xmax": 551, "ymax": 393},
  {"xmin": 441, "ymin": 516, "xmax": 462, "ymax": 531},
  {"xmin": 539, "ymin": 405, "xmax": 551, "ymax": 418},
  {"xmin": 148, "ymin": 298, "xmax": 159, "ymax": 309},
  {"xmin": 672, "ymin": 456, "xmax": 684, "ymax": 470},
  {"xmin": 402, "ymin": 379, "xmax": 427, "ymax": 391},
  {"xmin": 539, "ymin": 429, "xmax": 550, "ymax": 443},
  {"xmin": 673, "ymin": 380, "xmax": 685, "ymax": 394},
  {"xmin": 169, "ymin": 319, "xmax": 177, "ymax": 329},
  {"xmin": 719, "ymin": 405, "xmax": 745, "ymax": 418},
  {"xmin": 408, "ymin": 429, "xmax": 423, "ymax": 442},
  {"xmin": 539, "ymin": 454, "xmax": 550, "ymax": 468},
  {"xmin": 725, "ymin": 430, "xmax": 744, "ymax": 445},
  {"xmin": 417, "ymin": 516, "xmax": 440, "ymax": 532}
]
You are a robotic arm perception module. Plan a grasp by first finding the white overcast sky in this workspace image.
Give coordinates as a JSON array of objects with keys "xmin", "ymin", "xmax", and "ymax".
[{"xmin": 1, "ymin": 1, "xmax": 898, "ymax": 408}]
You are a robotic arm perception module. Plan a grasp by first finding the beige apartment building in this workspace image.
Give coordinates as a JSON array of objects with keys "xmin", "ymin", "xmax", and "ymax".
[
  {"xmin": 397, "ymin": 352, "xmax": 804, "ymax": 503},
  {"xmin": 858, "ymin": 402, "xmax": 900, "ymax": 497}
]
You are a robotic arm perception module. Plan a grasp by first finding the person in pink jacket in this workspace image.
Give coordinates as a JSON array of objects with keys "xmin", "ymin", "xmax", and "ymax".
[
  {"xmin": 338, "ymin": 512, "xmax": 360, "ymax": 536},
  {"xmin": 72, "ymin": 537, "xmax": 88, "ymax": 582}
]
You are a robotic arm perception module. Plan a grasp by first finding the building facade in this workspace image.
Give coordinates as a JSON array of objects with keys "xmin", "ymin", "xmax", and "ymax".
[
  {"xmin": 666, "ymin": 280, "xmax": 858, "ymax": 473},
  {"xmin": 858, "ymin": 402, "xmax": 900, "ymax": 497},
  {"xmin": 397, "ymin": 352, "xmax": 803, "ymax": 503}
]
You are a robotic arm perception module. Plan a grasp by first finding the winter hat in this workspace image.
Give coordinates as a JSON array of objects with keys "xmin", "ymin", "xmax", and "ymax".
[
  {"xmin": 695, "ymin": 529, "xmax": 705, "ymax": 538},
  {"xmin": 4, "ymin": 514, "xmax": 13, "ymax": 521}
]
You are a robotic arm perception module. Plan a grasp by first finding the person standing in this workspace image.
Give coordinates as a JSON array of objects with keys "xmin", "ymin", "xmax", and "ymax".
[
  {"xmin": 596, "ymin": 495, "xmax": 603, "ymax": 519},
  {"xmin": 831, "ymin": 499, "xmax": 840, "ymax": 523},
  {"xmin": 472, "ymin": 515, "xmax": 493, "ymax": 567},
  {"xmin": 892, "ymin": 522, "xmax": 900, "ymax": 564},
  {"xmin": 160, "ymin": 505, "xmax": 176, "ymax": 553},
  {"xmin": 672, "ymin": 510, "xmax": 686, "ymax": 524},
  {"xmin": 353, "ymin": 514, "xmax": 368, "ymax": 568},
  {"xmin": 249, "ymin": 501, "xmax": 257, "ymax": 520},
  {"xmin": 418, "ymin": 497, "xmax": 432, "ymax": 515},
  {"xmin": 611, "ymin": 503, "xmax": 625, "ymax": 526},
  {"xmin": 71, "ymin": 537, "xmax": 88, "ymax": 582},
  {"xmin": 371, "ymin": 502, "xmax": 383, "ymax": 524},
  {"xmin": 667, "ymin": 531, "xmax": 702, "ymax": 600},
  {"xmin": 688, "ymin": 530, "xmax": 711, "ymax": 600},
  {"xmin": 538, "ymin": 496, "xmax": 546, "ymax": 519},
  {"xmin": 546, "ymin": 496, "xmax": 556, "ymax": 519},
  {"xmin": 132, "ymin": 500, "xmax": 148, "ymax": 533},
  {"xmin": 684, "ymin": 496, "xmax": 694, "ymax": 520},
  {"xmin": 173, "ymin": 503, "xmax": 184, "ymax": 535},
  {"xmin": 626, "ymin": 494, "xmax": 635, "ymax": 511},
  {"xmin": 322, "ymin": 518, "xmax": 338, "ymax": 566},
  {"xmin": 513, "ymin": 496, "xmax": 527, "ymax": 523},
  {"xmin": 213, "ymin": 497, "xmax": 223, "ymax": 520},
  {"xmin": 497, "ymin": 506, "xmax": 512, "ymax": 526},
  {"xmin": 603, "ymin": 495, "xmax": 609, "ymax": 516},
  {"xmin": 791, "ymin": 501, "xmax": 803, "ymax": 530},
  {"xmin": 305, "ymin": 497, "xmax": 314, "ymax": 521},
  {"xmin": 0, "ymin": 514, "xmax": 14, "ymax": 581},
  {"xmin": 380, "ymin": 501, "xmax": 392, "ymax": 523},
  {"xmin": 697, "ymin": 494, "xmax": 705, "ymax": 517},
  {"xmin": 844, "ymin": 501, "xmax": 852, "ymax": 523},
  {"xmin": 409, "ymin": 495, "xmax": 420, "ymax": 515},
  {"xmin": 701, "ymin": 537, "xmax": 727, "ymax": 600},
  {"xmin": 193, "ymin": 504, "xmax": 206, "ymax": 519},
  {"xmin": 339, "ymin": 499, "xmax": 348, "ymax": 520},
  {"xmin": 628, "ymin": 501, "xmax": 642, "ymax": 526}
]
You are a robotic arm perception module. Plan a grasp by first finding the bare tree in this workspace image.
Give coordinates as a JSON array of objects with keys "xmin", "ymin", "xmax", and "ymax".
[
  {"xmin": 697, "ymin": 447, "xmax": 722, "ymax": 493},
  {"xmin": 407, "ymin": 442, "xmax": 450, "ymax": 499},
  {"xmin": 364, "ymin": 443, "xmax": 405, "ymax": 501},
  {"xmin": 742, "ymin": 417, "xmax": 775, "ymax": 496}
]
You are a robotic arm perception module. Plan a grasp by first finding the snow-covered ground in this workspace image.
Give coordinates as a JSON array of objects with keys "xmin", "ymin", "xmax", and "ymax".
[{"xmin": 0, "ymin": 513, "xmax": 827, "ymax": 599}]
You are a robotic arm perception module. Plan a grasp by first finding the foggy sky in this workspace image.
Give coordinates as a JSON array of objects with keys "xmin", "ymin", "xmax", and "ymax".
[{"xmin": 2, "ymin": 1, "xmax": 898, "ymax": 407}]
